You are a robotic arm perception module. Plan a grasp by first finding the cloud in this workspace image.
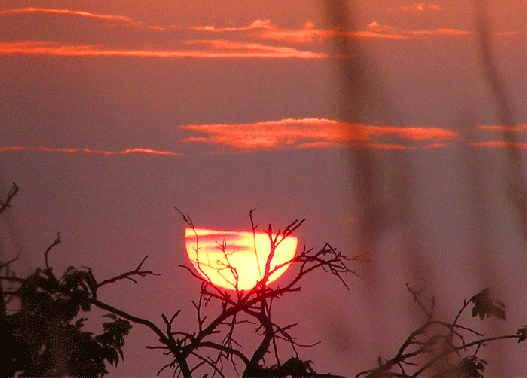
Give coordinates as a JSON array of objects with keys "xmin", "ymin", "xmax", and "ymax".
[
  {"xmin": 2, "ymin": 122, "xmax": 523, "ymax": 157},
  {"xmin": 180, "ymin": 119, "xmax": 527, "ymax": 152},
  {"xmin": 255, "ymin": 21, "xmax": 410, "ymax": 43},
  {"xmin": 407, "ymin": 29, "xmax": 472, "ymax": 37},
  {"xmin": 0, "ymin": 7, "xmax": 136, "ymax": 23},
  {"xmin": 476, "ymin": 125, "xmax": 527, "ymax": 132},
  {"xmin": 189, "ymin": 18, "xmax": 402, "ymax": 45},
  {"xmin": 181, "ymin": 118, "xmax": 347, "ymax": 150},
  {"xmin": 179, "ymin": 118, "xmax": 459, "ymax": 151},
  {"xmin": 253, "ymin": 20, "xmax": 486, "ymax": 44},
  {"xmin": 364, "ymin": 22, "xmax": 518, "ymax": 39},
  {"xmin": 366, "ymin": 21, "xmax": 474, "ymax": 38},
  {"xmin": 366, "ymin": 126, "xmax": 458, "ymax": 141},
  {"xmin": 190, "ymin": 19, "xmax": 275, "ymax": 32},
  {"xmin": 0, "ymin": 146, "xmax": 184, "ymax": 156},
  {"xmin": 469, "ymin": 141, "xmax": 527, "ymax": 149},
  {"xmin": 470, "ymin": 125, "xmax": 527, "ymax": 149},
  {"xmin": 255, "ymin": 22, "xmax": 332, "ymax": 44},
  {"xmin": 183, "ymin": 40, "xmax": 327, "ymax": 58},
  {"xmin": 388, "ymin": 4, "xmax": 443, "ymax": 12},
  {"xmin": 0, "ymin": 9, "xmax": 519, "ymax": 59},
  {"xmin": 191, "ymin": 19, "xmax": 446, "ymax": 43},
  {"xmin": 0, "ymin": 41, "xmax": 326, "ymax": 59}
]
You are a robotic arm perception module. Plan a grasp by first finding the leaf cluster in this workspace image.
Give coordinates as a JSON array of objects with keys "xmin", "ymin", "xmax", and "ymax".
[
  {"xmin": 0, "ymin": 264, "xmax": 132, "ymax": 377},
  {"xmin": 470, "ymin": 288, "xmax": 506, "ymax": 320},
  {"xmin": 18, "ymin": 266, "xmax": 97, "ymax": 320},
  {"xmin": 244, "ymin": 357, "xmax": 315, "ymax": 377}
]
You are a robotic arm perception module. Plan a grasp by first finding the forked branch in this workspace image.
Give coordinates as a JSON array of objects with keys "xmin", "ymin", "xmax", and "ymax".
[{"xmin": 97, "ymin": 256, "xmax": 160, "ymax": 288}]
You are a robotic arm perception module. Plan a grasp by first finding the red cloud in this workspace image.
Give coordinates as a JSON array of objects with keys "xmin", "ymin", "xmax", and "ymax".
[
  {"xmin": 191, "ymin": 19, "xmax": 459, "ymax": 45},
  {"xmin": 258, "ymin": 21, "xmax": 409, "ymax": 43},
  {"xmin": 0, "ymin": 7, "xmax": 135, "ymax": 23},
  {"xmin": 184, "ymin": 40, "xmax": 327, "ymax": 58},
  {"xmin": 388, "ymin": 4, "xmax": 443, "ymax": 12},
  {"xmin": 253, "ymin": 20, "xmax": 484, "ymax": 44},
  {"xmin": 2, "ymin": 122, "xmax": 522, "ymax": 157},
  {"xmin": 0, "ymin": 146, "xmax": 184, "ymax": 156},
  {"xmin": 0, "ymin": 41, "xmax": 326, "ymax": 59},
  {"xmin": 0, "ymin": 9, "xmax": 519, "ymax": 59},
  {"xmin": 366, "ymin": 22, "xmax": 474, "ymax": 38},
  {"xmin": 469, "ymin": 142, "xmax": 527, "ymax": 149},
  {"xmin": 191, "ymin": 19, "xmax": 274, "ymax": 32},
  {"xmin": 180, "ymin": 118, "xmax": 459, "ymax": 151},
  {"xmin": 470, "ymin": 125, "xmax": 527, "ymax": 149},
  {"xmin": 407, "ymin": 29, "xmax": 472, "ymax": 37},
  {"xmin": 476, "ymin": 125, "xmax": 527, "ymax": 132}
]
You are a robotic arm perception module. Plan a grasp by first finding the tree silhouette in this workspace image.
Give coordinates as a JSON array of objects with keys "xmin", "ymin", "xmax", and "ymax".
[
  {"xmin": 356, "ymin": 285, "xmax": 527, "ymax": 378},
  {"xmin": 1, "ymin": 183, "xmax": 526, "ymax": 377}
]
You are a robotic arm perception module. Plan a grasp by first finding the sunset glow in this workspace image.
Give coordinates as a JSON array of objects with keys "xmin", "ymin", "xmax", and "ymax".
[
  {"xmin": 184, "ymin": 228, "xmax": 298, "ymax": 290},
  {"xmin": 1, "ymin": 1, "xmax": 525, "ymax": 376}
]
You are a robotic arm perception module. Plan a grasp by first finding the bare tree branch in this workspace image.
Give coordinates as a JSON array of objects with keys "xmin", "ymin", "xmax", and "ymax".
[
  {"xmin": 0, "ymin": 182, "xmax": 19, "ymax": 216},
  {"xmin": 44, "ymin": 232, "xmax": 61, "ymax": 270},
  {"xmin": 97, "ymin": 256, "xmax": 160, "ymax": 288},
  {"xmin": 355, "ymin": 288, "xmax": 523, "ymax": 378}
]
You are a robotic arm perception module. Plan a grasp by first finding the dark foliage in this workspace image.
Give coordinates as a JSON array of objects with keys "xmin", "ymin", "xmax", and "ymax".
[
  {"xmin": 0, "ymin": 263, "xmax": 132, "ymax": 377},
  {"xmin": 470, "ymin": 288, "xmax": 506, "ymax": 321}
]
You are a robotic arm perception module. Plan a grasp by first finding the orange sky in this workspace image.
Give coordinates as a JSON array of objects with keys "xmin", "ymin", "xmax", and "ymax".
[
  {"xmin": 0, "ymin": 6, "xmax": 523, "ymax": 58},
  {"xmin": 1, "ymin": 1, "xmax": 524, "ymax": 155}
]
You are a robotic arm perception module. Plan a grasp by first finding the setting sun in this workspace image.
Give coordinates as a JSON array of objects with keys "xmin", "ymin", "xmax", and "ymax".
[{"xmin": 184, "ymin": 228, "xmax": 298, "ymax": 290}]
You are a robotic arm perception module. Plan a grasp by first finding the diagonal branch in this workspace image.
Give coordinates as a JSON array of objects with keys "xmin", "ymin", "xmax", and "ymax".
[
  {"xmin": 0, "ymin": 182, "xmax": 19, "ymax": 216},
  {"xmin": 97, "ymin": 256, "xmax": 160, "ymax": 288}
]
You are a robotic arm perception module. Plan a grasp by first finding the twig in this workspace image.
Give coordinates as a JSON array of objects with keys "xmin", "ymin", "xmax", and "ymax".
[
  {"xmin": 85, "ymin": 295, "xmax": 192, "ymax": 377},
  {"xmin": 190, "ymin": 351, "xmax": 226, "ymax": 378},
  {"xmin": 97, "ymin": 256, "xmax": 160, "ymax": 288},
  {"xmin": 0, "ymin": 254, "xmax": 19, "ymax": 270},
  {"xmin": 175, "ymin": 206, "xmax": 194, "ymax": 228},
  {"xmin": 44, "ymin": 232, "xmax": 61, "ymax": 270},
  {"xmin": 406, "ymin": 283, "xmax": 434, "ymax": 321},
  {"xmin": 0, "ymin": 182, "xmax": 19, "ymax": 216}
]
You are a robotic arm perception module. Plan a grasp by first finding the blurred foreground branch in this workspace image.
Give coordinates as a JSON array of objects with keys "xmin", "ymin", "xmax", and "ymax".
[{"xmin": 356, "ymin": 287, "xmax": 526, "ymax": 378}]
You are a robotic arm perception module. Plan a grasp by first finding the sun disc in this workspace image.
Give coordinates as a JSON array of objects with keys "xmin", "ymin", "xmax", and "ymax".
[{"xmin": 184, "ymin": 228, "xmax": 298, "ymax": 290}]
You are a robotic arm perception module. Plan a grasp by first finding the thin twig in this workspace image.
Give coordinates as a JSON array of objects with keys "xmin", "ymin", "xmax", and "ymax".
[
  {"xmin": 44, "ymin": 232, "xmax": 61, "ymax": 270},
  {"xmin": 0, "ymin": 254, "xmax": 19, "ymax": 270},
  {"xmin": 0, "ymin": 182, "xmax": 19, "ymax": 216},
  {"xmin": 97, "ymin": 256, "xmax": 160, "ymax": 288}
]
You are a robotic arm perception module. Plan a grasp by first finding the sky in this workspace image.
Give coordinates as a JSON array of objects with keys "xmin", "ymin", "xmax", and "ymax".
[{"xmin": 0, "ymin": 1, "xmax": 526, "ymax": 376}]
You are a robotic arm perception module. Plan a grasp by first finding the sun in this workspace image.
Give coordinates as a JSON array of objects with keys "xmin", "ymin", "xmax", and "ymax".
[{"xmin": 184, "ymin": 228, "xmax": 298, "ymax": 291}]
